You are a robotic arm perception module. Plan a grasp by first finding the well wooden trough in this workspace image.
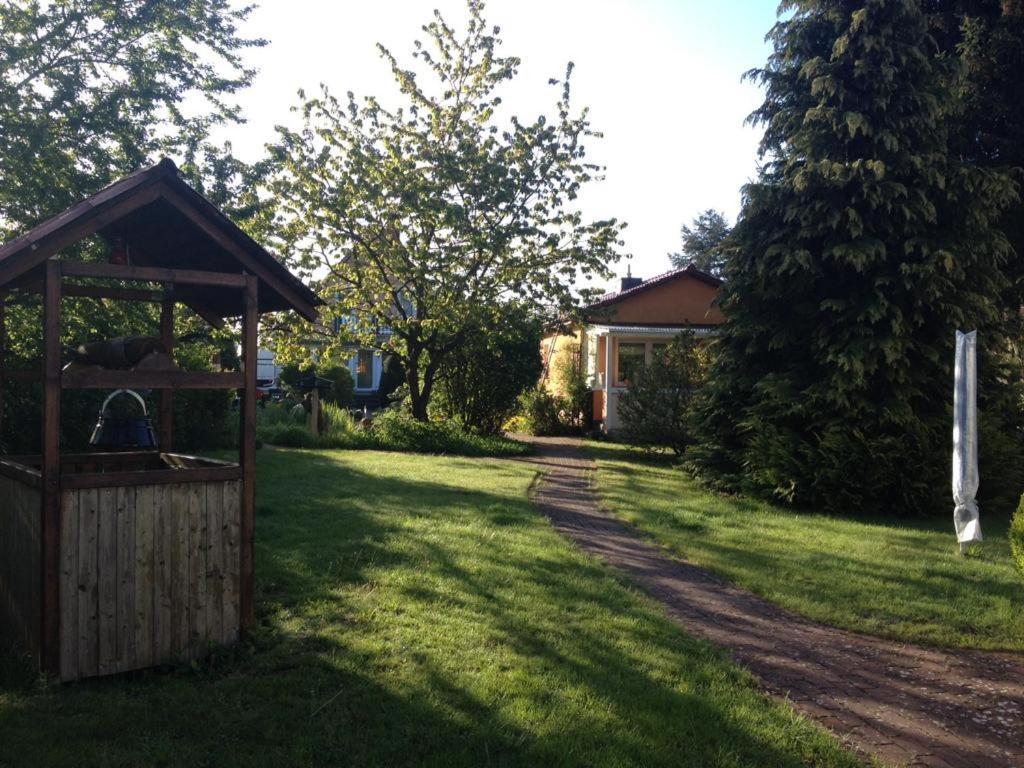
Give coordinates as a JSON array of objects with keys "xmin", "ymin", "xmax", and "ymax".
[{"xmin": 0, "ymin": 158, "xmax": 320, "ymax": 681}]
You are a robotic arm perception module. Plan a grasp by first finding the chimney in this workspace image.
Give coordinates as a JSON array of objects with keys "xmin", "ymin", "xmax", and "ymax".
[{"xmin": 619, "ymin": 264, "xmax": 643, "ymax": 293}]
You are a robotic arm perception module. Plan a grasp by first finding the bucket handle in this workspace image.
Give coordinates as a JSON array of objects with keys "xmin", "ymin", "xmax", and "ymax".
[{"xmin": 99, "ymin": 389, "xmax": 148, "ymax": 417}]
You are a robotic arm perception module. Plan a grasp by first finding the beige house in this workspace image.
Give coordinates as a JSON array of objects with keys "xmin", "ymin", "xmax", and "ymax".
[{"xmin": 542, "ymin": 264, "xmax": 724, "ymax": 432}]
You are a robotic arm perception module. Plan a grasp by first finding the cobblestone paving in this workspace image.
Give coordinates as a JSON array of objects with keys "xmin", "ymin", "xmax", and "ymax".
[{"xmin": 521, "ymin": 436, "xmax": 1024, "ymax": 768}]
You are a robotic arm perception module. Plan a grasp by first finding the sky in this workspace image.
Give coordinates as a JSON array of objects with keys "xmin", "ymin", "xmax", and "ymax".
[{"xmin": 223, "ymin": 0, "xmax": 779, "ymax": 289}]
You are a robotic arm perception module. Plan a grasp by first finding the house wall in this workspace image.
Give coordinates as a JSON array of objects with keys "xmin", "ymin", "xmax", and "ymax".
[
  {"xmin": 588, "ymin": 274, "xmax": 724, "ymax": 326},
  {"xmin": 540, "ymin": 330, "xmax": 582, "ymax": 397}
]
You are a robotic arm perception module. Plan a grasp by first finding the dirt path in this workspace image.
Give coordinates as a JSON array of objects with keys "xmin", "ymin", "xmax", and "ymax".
[{"xmin": 521, "ymin": 436, "xmax": 1024, "ymax": 768}]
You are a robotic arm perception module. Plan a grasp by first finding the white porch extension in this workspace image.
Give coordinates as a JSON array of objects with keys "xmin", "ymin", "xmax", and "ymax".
[{"xmin": 584, "ymin": 324, "xmax": 717, "ymax": 433}]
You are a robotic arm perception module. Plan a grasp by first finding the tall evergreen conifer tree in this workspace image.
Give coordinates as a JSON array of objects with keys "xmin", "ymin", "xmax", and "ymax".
[{"xmin": 690, "ymin": 0, "xmax": 1019, "ymax": 514}]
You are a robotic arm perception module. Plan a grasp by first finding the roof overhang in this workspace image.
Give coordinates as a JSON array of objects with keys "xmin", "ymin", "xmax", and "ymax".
[
  {"xmin": 0, "ymin": 158, "xmax": 322, "ymax": 322},
  {"xmin": 588, "ymin": 324, "xmax": 719, "ymax": 336}
]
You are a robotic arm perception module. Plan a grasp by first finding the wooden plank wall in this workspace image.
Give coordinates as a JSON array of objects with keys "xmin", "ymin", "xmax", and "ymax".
[
  {"xmin": 0, "ymin": 477, "xmax": 42, "ymax": 656},
  {"xmin": 58, "ymin": 479, "xmax": 241, "ymax": 681}
]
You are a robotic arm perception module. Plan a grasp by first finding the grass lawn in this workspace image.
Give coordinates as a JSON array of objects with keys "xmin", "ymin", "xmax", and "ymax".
[
  {"xmin": 0, "ymin": 448, "xmax": 860, "ymax": 768},
  {"xmin": 588, "ymin": 441, "xmax": 1024, "ymax": 652}
]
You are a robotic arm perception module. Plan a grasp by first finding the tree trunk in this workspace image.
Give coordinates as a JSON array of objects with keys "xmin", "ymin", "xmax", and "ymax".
[
  {"xmin": 406, "ymin": 347, "xmax": 429, "ymax": 421},
  {"xmin": 405, "ymin": 344, "xmax": 444, "ymax": 422}
]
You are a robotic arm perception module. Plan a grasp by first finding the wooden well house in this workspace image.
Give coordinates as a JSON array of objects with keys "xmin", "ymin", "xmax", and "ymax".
[{"xmin": 0, "ymin": 159, "xmax": 320, "ymax": 681}]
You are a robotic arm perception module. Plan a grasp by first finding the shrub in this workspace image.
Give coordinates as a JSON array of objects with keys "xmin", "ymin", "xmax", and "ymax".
[
  {"xmin": 370, "ymin": 409, "xmax": 530, "ymax": 457},
  {"xmin": 319, "ymin": 364, "xmax": 355, "ymax": 408},
  {"xmin": 174, "ymin": 389, "xmax": 234, "ymax": 451},
  {"xmin": 1012, "ymin": 496, "xmax": 1024, "ymax": 582},
  {"xmin": 517, "ymin": 385, "xmax": 566, "ymax": 436},
  {"xmin": 618, "ymin": 333, "xmax": 707, "ymax": 456},
  {"xmin": 256, "ymin": 402, "xmax": 528, "ymax": 457},
  {"xmin": 434, "ymin": 306, "xmax": 543, "ymax": 434},
  {"xmin": 552, "ymin": 340, "xmax": 592, "ymax": 430}
]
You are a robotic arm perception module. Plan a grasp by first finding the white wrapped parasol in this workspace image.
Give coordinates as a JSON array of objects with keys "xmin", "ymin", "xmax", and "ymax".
[{"xmin": 952, "ymin": 330, "xmax": 982, "ymax": 552}]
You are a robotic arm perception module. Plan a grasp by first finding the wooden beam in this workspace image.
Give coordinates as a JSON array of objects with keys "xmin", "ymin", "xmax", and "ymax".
[
  {"xmin": 61, "ymin": 282, "xmax": 226, "ymax": 329},
  {"xmin": 0, "ymin": 296, "xmax": 5, "ymax": 447},
  {"xmin": 0, "ymin": 370, "xmax": 42, "ymax": 383},
  {"xmin": 0, "ymin": 185, "xmax": 163, "ymax": 290},
  {"xmin": 239, "ymin": 275, "xmax": 258, "ymax": 631},
  {"xmin": 0, "ymin": 456, "xmax": 43, "ymax": 488},
  {"xmin": 182, "ymin": 301, "xmax": 227, "ymax": 330},
  {"xmin": 41, "ymin": 259, "xmax": 61, "ymax": 677},
  {"xmin": 61, "ymin": 284, "xmax": 165, "ymax": 302},
  {"xmin": 61, "ymin": 464, "xmax": 241, "ymax": 490},
  {"xmin": 61, "ymin": 369, "xmax": 244, "ymax": 390},
  {"xmin": 159, "ymin": 299, "xmax": 174, "ymax": 452},
  {"xmin": 60, "ymin": 261, "xmax": 247, "ymax": 288},
  {"xmin": 158, "ymin": 185, "xmax": 319, "ymax": 322}
]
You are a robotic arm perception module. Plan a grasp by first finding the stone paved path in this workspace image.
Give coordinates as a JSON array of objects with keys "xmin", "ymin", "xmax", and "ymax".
[{"xmin": 521, "ymin": 436, "xmax": 1024, "ymax": 768}]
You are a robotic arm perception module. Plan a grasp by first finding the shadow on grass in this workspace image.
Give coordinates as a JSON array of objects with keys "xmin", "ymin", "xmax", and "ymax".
[{"xmin": 0, "ymin": 448, "xmax": 850, "ymax": 768}]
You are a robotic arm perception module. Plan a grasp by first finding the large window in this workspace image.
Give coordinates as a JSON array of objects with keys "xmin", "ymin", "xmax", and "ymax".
[
  {"xmin": 616, "ymin": 342, "xmax": 646, "ymax": 386},
  {"xmin": 356, "ymin": 349, "xmax": 375, "ymax": 390}
]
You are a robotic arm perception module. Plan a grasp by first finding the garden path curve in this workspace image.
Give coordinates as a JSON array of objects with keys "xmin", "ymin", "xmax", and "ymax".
[{"xmin": 519, "ymin": 436, "xmax": 1024, "ymax": 768}]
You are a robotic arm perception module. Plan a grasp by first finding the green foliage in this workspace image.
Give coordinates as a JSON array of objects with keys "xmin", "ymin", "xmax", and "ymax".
[
  {"xmin": 317, "ymin": 364, "xmax": 355, "ymax": 408},
  {"xmin": 276, "ymin": 360, "xmax": 354, "ymax": 408},
  {"xmin": 255, "ymin": 401, "xmax": 529, "ymax": 457},
  {"xmin": 669, "ymin": 209, "xmax": 732, "ymax": 275},
  {"xmin": 0, "ymin": 0, "xmax": 263, "ymax": 238},
  {"xmin": 434, "ymin": 305, "xmax": 543, "ymax": 434},
  {"xmin": 0, "ymin": 0, "xmax": 265, "ymax": 456},
  {"xmin": 369, "ymin": 409, "xmax": 530, "ymax": 457},
  {"xmin": 171, "ymin": 338, "xmax": 235, "ymax": 452},
  {"xmin": 516, "ymin": 386, "xmax": 567, "ymax": 436},
  {"xmin": 1012, "ymin": 495, "xmax": 1024, "ymax": 582},
  {"xmin": 692, "ymin": 0, "xmax": 1023, "ymax": 515},
  {"xmin": 268, "ymin": 0, "xmax": 623, "ymax": 420},
  {"xmin": 619, "ymin": 333, "xmax": 708, "ymax": 455},
  {"xmin": 552, "ymin": 340, "xmax": 592, "ymax": 430}
]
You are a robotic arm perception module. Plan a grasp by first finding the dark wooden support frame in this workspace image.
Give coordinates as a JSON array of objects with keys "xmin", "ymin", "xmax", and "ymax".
[
  {"xmin": 0, "ymin": 294, "xmax": 5, "ymax": 443},
  {"xmin": 159, "ymin": 299, "xmax": 174, "ymax": 452},
  {"xmin": 41, "ymin": 259, "xmax": 61, "ymax": 675},
  {"xmin": 0, "ymin": 160, "xmax": 319, "ymax": 680},
  {"xmin": 240, "ymin": 275, "xmax": 258, "ymax": 629},
  {"xmin": 1, "ymin": 258, "xmax": 263, "ymax": 676}
]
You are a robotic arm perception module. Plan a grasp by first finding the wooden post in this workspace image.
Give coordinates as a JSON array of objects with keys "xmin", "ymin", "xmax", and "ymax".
[
  {"xmin": 239, "ymin": 275, "xmax": 258, "ymax": 630},
  {"xmin": 159, "ymin": 299, "xmax": 174, "ymax": 451},
  {"xmin": 308, "ymin": 388, "xmax": 320, "ymax": 438},
  {"xmin": 41, "ymin": 259, "xmax": 62, "ymax": 675},
  {"xmin": 603, "ymin": 332, "xmax": 613, "ymax": 431},
  {"xmin": 0, "ymin": 294, "xmax": 5, "ymax": 447}
]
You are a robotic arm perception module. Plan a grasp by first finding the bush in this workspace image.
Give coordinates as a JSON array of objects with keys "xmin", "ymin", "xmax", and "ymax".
[
  {"xmin": 516, "ymin": 385, "xmax": 566, "ymax": 436},
  {"xmin": 370, "ymin": 409, "xmax": 530, "ymax": 457},
  {"xmin": 256, "ymin": 401, "xmax": 529, "ymax": 457},
  {"xmin": 434, "ymin": 306, "xmax": 543, "ymax": 434},
  {"xmin": 618, "ymin": 333, "xmax": 707, "ymax": 455},
  {"xmin": 1013, "ymin": 496, "xmax": 1024, "ymax": 582},
  {"xmin": 319, "ymin": 364, "xmax": 355, "ymax": 408},
  {"xmin": 551, "ymin": 340, "xmax": 592, "ymax": 430},
  {"xmin": 174, "ymin": 389, "xmax": 234, "ymax": 451}
]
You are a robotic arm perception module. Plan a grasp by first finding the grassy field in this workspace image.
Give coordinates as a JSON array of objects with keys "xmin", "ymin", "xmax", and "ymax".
[
  {"xmin": 0, "ymin": 448, "xmax": 859, "ymax": 768},
  {"xmin": 589, "ymin": 441, "xmax": 1024, "ymax": 652}
]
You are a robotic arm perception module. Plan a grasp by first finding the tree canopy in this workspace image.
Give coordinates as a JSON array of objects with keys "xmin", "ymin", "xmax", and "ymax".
[
  {"xmin": 669, "ymin": 209, "xmax": 731, "ymax": 275},
  {"xmin": 0, "ymin": 0, "xmax": 264, "ymax": 236},
  {"xmin": 0, "ymin": 0, "xmax": 264, "ymax": 453},
  {"xmin": 689, "ymin": 0, "xmax": 1022, "ymax": 515},
  {"xmin": 268, "ymin": 0, "xmax": 623, "ymax": 419}
]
